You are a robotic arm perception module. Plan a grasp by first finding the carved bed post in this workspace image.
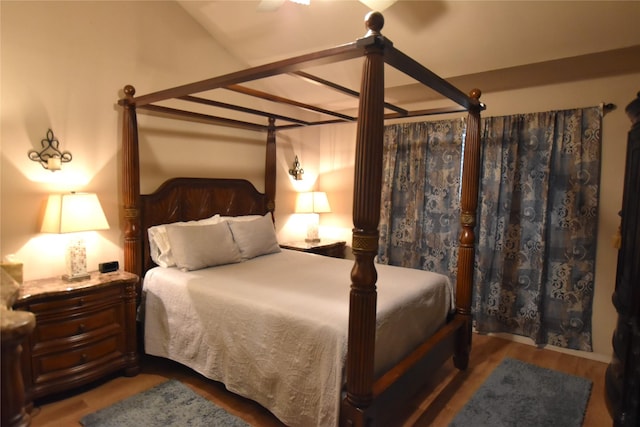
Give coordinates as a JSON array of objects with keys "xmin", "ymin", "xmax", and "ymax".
[
  {"xmin": 454, "ymin": 88, "xmax": 482, "ymax": 370},
  {"xmin": 343, "ymin": 12, "xmax": 386, "ymax": 426},
  {"xmin": 121, "ymin": 85, "xmax": 142, "ymax": 280},
  {"xmin": 265, "ymin": 117, "xmax": 277, "ymax": 215}
]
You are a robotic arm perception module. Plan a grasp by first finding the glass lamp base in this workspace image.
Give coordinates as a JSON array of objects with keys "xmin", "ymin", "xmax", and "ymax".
[
  {"xmin": 305, "ymin": 222, "xmax": 320, "ymax": 244},
  {"xmin": 65, "ymin": 237, "xmax": 89, "ymax": 282}
]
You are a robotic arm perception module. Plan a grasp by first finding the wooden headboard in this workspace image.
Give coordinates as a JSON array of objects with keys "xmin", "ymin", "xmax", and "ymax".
[{"xmin": 139, "ymin": 177, "xmax": 272, "ymax": 275}]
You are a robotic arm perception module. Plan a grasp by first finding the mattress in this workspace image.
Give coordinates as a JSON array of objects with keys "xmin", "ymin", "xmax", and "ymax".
[{"xmin": 142, "ymin": 249, "xmax": 453, "ymax": 427}]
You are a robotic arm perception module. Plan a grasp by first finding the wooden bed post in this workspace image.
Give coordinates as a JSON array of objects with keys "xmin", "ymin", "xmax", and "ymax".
[
  {"xmin": 343, "ymin": 12, "xmax": 387, "ymax": 426},
  {"xmin": 454, "ymin": 88, "xmax": 482, "ymax": 370},
  {"xmin": 121, "ymin": 85, "xmax": 142, "ymax": 280},
  {"xmin": 265, "ymin": 117, "xmax": 277, "ymax": 215}
]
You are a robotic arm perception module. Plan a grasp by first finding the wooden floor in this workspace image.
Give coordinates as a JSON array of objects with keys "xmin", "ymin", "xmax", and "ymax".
[{"xmin": 28, "ymin": 334, "xmax": 612, "ymax": 427}]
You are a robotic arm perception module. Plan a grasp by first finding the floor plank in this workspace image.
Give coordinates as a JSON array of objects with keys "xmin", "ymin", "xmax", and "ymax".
[{"xmin": 28, "ymin": 334, "xmax": 611, "ymax": 426}]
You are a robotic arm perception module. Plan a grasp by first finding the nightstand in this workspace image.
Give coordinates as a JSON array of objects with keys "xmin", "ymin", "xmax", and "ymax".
[
  {"xmin": 280, "ymin": 239, "xmax": 347, "ymax": 259},
  {"xmin": 13, "ymin": 270, "xmax": 139, "ymax": 405}
]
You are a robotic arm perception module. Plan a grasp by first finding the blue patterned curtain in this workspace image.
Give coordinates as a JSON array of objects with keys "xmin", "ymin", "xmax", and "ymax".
[
  {"xmin": 378, "ymin": 107, "xmax": 602, "ymax": 351},
  {"xmin": 378, "ymin": 119, "xmax": 465, "ymax": 283},
  {"xmin": 473, "ymin": 107, "xmax": 602, "ymax": 351}
]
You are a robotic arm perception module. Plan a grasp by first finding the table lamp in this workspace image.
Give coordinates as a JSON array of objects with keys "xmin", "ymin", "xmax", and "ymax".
[
  {"xmin": 41, "ymin": 192, "xmax": 110, "ymax": 281},
  {"xmin": 295, "ymin": 191, "xmax": 331, "ymax": 243}
]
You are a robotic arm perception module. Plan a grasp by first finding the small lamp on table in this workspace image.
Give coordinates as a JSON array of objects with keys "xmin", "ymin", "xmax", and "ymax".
[
  {"xmin": 40, "ymin": 192, "xmax": 110, "ymax": 281},
  {"xmin": 295, "ymin": 191, "xmax": 331, "ymax": 243}
]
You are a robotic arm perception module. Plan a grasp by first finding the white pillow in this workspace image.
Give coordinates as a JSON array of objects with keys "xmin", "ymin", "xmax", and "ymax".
[
  {"xmin": 164, "ymin": 221, "xmax": 241, "ymax": 271},
  {"xmin": 228, "ymin": 213, "xmax": 280, "ymax": 260},
  {"xmin": 221, "ymin": 214, "xmax": 263, "ymax": 223},
  {"xmin": 148, "ymin": 214, "xmax": 222, "ymax": 268}
]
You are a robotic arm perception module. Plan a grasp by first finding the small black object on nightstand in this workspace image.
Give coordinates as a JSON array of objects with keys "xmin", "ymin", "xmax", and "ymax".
[{"xmin": 99, "ymin": 261, "xmax": 119, "ymax": 273}]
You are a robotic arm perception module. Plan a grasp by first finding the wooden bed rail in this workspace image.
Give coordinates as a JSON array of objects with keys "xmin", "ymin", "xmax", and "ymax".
[{"xmin": 346, "ymin": 317, "xmax": 466, "ymax": 425}]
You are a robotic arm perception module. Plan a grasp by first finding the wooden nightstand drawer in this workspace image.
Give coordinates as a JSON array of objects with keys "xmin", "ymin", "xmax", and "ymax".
[
  {"xmin": 23, "ymin": 285, "xmax": 122, "ymax": 315},
  {"xmin": 33, "ymin": 333, "xmax": 123, "ymax": 382},
  {"xmin": 32, "ymin": 305, "xmax": 122, "ymax": 346}
]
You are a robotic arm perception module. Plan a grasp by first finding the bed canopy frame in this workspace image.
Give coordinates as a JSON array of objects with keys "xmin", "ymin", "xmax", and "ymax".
[{"xmin": 119, "ymin": 11, "xmax": 484, "ymax": 426}]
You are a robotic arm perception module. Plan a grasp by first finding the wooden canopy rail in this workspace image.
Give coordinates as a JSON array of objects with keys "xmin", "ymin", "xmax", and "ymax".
[{"xmin": 119, "ymin": 11, "xmax": 484, "ymax": 427}]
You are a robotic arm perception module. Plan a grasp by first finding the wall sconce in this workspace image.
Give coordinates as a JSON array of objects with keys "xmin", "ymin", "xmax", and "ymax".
[
  {"xmin": 41, "ymin": 192, "xmax": 110, "ymax": 281},
  {"xmin": 288, "ymin": 155, "xmax": 304, "ymax": 180},
  {"xmin": 295, "ymin": 191, "xmax": 331, "ymax": 243},
  {"xmin": 28, "ymin": 129, "xmax": 72, "ymax": 171}
]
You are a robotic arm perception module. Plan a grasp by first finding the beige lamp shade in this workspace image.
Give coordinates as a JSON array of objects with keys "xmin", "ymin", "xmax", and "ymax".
[
  {"xmin": 295, "ymin": 191, "xmax": 331, "ymax": 214},
  {"xmin": 295, "ymin": 191, "xmax": 330, "ymax": 243},
  {"xmin": 41, "ymin": 192, "xmax": 109, "ymax": 234}
]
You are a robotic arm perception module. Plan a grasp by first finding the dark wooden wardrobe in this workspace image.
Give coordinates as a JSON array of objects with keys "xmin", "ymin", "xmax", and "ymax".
[{"xmin": 606, "ymin": 91, "xmax": 640, "ymax": 427}]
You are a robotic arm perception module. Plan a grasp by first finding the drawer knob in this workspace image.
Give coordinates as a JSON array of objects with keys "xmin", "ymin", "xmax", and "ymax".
[
  {"xmin": 77, "ymin": 298, "xmax": 85, "ymax": 306},
  {"xmin": 78, "ymin": 324, "xmax": 86, "ymax": 333},
  {"xmin": 80, "ymin": 354, "xmax": 88, "ymax": 363}
]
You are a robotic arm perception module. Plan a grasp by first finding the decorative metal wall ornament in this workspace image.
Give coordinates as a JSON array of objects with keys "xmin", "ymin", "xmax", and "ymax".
[
  {"xmin": 288, "ymin": 155, "xmax": 304, "ymax": 180},
  {"xmin": 28, "ymin": 129, "xmax": 72, "ymax": 171}
]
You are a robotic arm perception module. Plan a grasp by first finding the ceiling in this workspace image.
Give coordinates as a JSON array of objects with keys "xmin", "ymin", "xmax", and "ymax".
[{"xmin": 176, "ymin": 0, "xmax": 640, "ymax": 109}]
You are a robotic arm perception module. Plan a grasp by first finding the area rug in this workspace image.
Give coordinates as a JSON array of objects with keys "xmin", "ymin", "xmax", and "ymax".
[
  {"xmin": 80, "ymin": 379, "xmax": 250, "ymax": 427},
  {"xmin": 449, "ymin": 358, "xmax": 592, "ymax": 427}
]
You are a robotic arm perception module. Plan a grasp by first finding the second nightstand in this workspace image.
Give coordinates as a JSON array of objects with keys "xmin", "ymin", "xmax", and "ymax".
[
  {"xmin": 14, "ymin": 270, "xmax": 139, "ymax": 405},
  {"xmin": 280, "ymin": 239, "xmax": 347, "ymax": 259}
]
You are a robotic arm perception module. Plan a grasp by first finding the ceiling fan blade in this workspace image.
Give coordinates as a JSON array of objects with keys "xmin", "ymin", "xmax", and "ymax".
[
  {"xmin": 359, "ymin": 0, "xmax": 398, "ymax": 12},
  {"xmin": 257, "ymin": 0, "xmax": 286, "ymax": 12}
]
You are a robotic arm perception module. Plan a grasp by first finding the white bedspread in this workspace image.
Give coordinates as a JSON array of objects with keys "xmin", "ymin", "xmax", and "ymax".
[{"xmin": 142, "ymin": 249, "xmax": 453, "ymax": 427}]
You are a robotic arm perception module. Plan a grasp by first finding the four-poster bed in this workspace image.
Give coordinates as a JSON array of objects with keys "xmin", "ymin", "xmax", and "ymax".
[{"xmin": 118, "ymin": 12, "xmax": 484, "ymax": 427}]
